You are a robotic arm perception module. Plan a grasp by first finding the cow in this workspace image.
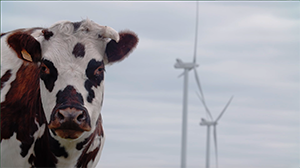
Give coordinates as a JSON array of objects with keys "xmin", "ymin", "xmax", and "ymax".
[{"xmin": 1, "ymin": 19, "xmax": 138, "ymax": 167}]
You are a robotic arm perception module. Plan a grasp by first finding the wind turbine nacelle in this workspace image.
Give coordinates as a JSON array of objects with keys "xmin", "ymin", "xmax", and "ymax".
[
  {"xmin": 174, "ymin": 60, "xmax": 199, "ymax": 69},
  {"xmin": 200, "ymin": 118, "xmax": 217, "ymax": 126}
]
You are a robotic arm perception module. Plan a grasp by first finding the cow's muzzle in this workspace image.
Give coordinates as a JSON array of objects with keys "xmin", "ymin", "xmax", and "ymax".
[{"xmin": 49, "ymin": 106, "xmax": 91, "ymax": 139}]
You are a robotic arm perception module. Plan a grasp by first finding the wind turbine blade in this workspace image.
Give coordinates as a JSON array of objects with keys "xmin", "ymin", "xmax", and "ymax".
[
  {"xmin": 215, "ymin": 96, "xmax": 234, "ymax": 122},
  {"xmin": 194, "ymin": 68, "xmax": 204, "ymax": 99},
  {"xmin": 193, "ymin": 0, "xmax": 199, "ymax": 63},
  {"xmin": 178, "ymin": 68, "xmax": 193, "ymax": 78},
  {"xmin": 178, "ymin": 71, "xmax": 185, "ymax": 78},
  {"xmin": 213, "ymin": 125, "xmax": 218, "ymax": 168},
  {"xmin": 196, "ymin": 92, "xmax": 213, "ymax": 121}
]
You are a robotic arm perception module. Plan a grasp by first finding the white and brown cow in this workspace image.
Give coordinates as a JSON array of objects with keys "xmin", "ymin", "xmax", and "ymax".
[{"xmin": 1, "ymin": 19, "xmax": 138, "ymax": 167}]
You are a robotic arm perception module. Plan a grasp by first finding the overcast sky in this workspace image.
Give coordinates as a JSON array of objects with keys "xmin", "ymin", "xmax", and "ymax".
[{"xmin": 1, "ymin": 1, "xmax": 299, "ymax": 168}]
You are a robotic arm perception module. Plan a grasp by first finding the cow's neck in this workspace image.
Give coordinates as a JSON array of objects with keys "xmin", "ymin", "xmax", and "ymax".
[{"xmin": 51, "ymin": 114, "xmax": 104, "ymax": 167}]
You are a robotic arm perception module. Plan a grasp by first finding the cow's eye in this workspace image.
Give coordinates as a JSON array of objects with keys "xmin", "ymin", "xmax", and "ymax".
[
  {"xmin": 94, "ymin": 66, "xmax": 104, "ymax": 76},
  {"xmin": 41, "ymin": 63, "xmax": 50, "ymax": 74}
]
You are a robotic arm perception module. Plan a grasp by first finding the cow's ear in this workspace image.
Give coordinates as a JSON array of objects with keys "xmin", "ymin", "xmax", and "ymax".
[
  {"xmin": 7, "ymin": 32, "xmax": 42, "ymax": 63},
  {"xmin": 105, "ymin": 31, "xmax": 138, "ymax": 64}
]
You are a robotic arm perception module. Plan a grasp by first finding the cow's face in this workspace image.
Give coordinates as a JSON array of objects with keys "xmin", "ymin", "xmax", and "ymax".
[{"xmin": 36, "ymin": 20, "xmax": 138, "ymax": 140}]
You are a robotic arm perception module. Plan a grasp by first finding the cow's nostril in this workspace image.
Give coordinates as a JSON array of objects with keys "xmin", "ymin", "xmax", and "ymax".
[
  {"xmin": 57, "ymin": 111, "xmax": 65, "ymax": 120},
  {"xmin": 77, "ymin": 113, "xmax": 85, "ymax": 122}
]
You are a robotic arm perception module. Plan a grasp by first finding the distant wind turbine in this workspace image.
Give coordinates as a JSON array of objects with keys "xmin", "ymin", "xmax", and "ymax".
[
  {"xmin": 196, "ymin": 92, "xmax": 233, "ymax": 168},
  {"xmin": 174, "ymin": 1, "xmax": 234, "ymax": 168},
  {"xmin": 191, "ymin": 8, "xmax": 234, "ymax": 166},
  {"xmin": 191, "ymin": 5, "xmax": 234, "ymax": 165},
  {"xmin": 174, "ymin": 2, "xmax": 200, "ymax": 168}
]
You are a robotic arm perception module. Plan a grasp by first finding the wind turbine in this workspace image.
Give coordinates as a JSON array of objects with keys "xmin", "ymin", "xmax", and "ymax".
[
  {"xmin": 190, "ymin": 23, "xmax": 233, "ymax": 167},
  {"xmin": 190, "ymin": 19, "xmax": 233, "ymax": 167},
  {"xmin": 174, "ymin": 1, "xmax": 234, "ymax": 168},
  {"xmin": 197, "ymin": 91, "xmax": 233, "ymax": 168},
  {"xmin": 174, "ymin": 2, "xmax": 200, "ymax": 168}
]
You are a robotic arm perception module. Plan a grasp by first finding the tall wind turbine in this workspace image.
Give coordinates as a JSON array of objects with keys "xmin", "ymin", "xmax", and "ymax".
[{"xmin": 174, "ymin": 2, "xmax": 199, "ymax": 168}]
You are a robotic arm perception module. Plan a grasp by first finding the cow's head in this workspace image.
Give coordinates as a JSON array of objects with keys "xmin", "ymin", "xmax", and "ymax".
[{"xmin": 8, "ymin": 19, "xmax": 138, "ymax": 141}]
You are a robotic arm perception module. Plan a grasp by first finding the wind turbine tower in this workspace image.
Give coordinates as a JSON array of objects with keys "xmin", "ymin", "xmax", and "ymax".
[
  {"xmin": 174, "ymin": 2, "xmax": 199, "ymax": 168},
  {"xmin": 174, "ymin": 59, "xmax": 198, "ymax": 168}
]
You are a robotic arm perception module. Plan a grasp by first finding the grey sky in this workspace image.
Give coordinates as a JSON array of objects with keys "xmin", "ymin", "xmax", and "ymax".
[{"xmin": 1, "ymin": 1, "xmax": 299, "ymax": 168}]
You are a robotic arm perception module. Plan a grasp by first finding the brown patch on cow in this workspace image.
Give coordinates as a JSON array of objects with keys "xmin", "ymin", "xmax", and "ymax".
[
  {"xmin": 76, "ymin": 114, "xmax": 104, "ymax": 167},
  {"xmin": 40, "ymin": 59, "xmax": 58, "ymax": 92},
  {"xmin": 105, "ymin": 31, "xmax": 139, "ymax": 63},
  {"xmin": 42, "ymin": 29, "xmax": 54, "ymax": 40},
  {"xmin": 84, "ymin": 59, "xmax": 104, "ymax": 103},
  {"xmin": 55, "ymin": 85, "xmax": 85, "ymax": 107},
  {"xmin": 76, "ymin": 136, "xmax": 90, "ymax": 150},
  {"xmin": 1, "ymin": 63, "xmax": 40, "ymax": 110},
  {"xmin": 72, "ymin": 43, "xmax": 85, "ymax": 58},
  {"xmin": 32, "ymin": 128, "xmax": 59, "ymax": 166},
  {"xmin": 7, "ymin": 31, "xmax": 42, "ymax": 63},
  {"xmin": 28, "ymin": 154, "xmax": 35, "ymax": 165},
  {"xmin": 1, "ymin": 63, "xmax": 41, "ymax": 140},
  {"xmin": 77, "ymin": 147, "xmax": 100, "ymax": 167},
  {"xmin": 1, "ymin": 63, "xmax": 42, "ymax": 156},
  {"xmin": 49, "ymin": 135, "xmax": 68, "ymax": 158},
  {"xmin": 1, "ymin": 70, "xmax": 12, "ymax": 89}
]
